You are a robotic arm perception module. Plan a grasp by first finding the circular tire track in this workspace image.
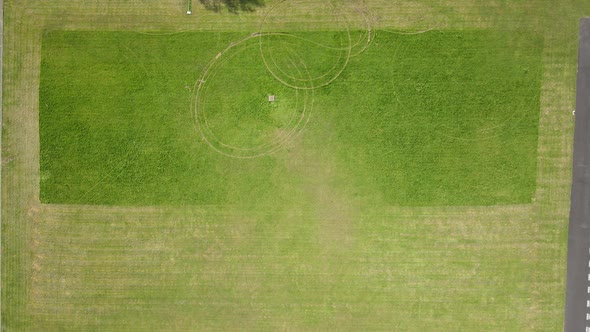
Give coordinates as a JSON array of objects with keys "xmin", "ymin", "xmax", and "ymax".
[
  {"xmin": 193, "ymin": 36, "xmax": 314, "ymax": 158},
  {"xmin": 193, "ymin": 1, "xmax": 373, "ymax": 158}
]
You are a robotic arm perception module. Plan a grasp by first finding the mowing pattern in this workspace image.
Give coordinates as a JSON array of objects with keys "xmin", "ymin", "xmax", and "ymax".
[
  {"xmin": 3, "ymin": 0, "xmax": 589, "ymax": 331},
  {"xmin": 27, "ymin": 204, "xmax": 539, "ymax": 331}
]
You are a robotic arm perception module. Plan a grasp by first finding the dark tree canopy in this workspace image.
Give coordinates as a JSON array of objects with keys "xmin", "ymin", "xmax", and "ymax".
[{"xmin": 199, "ymin": 0, "xmax": 265, "ymax": 13}]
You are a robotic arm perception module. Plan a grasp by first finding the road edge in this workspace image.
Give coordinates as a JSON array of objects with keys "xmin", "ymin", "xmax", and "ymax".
[{"xmin": 564, "ymin": 17, "xmax": 590, "ymax": 332}]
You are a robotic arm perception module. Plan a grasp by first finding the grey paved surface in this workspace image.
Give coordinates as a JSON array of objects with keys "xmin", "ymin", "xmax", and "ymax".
[{"xmin": 564, "ymin": 17, "xmax": 590, "ymax": 332}]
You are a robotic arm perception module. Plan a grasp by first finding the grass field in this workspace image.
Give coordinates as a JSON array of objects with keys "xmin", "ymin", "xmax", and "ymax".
[
  {"xmin": 3, "ymin": 0, "xmax": 590, "ymax": 331},
  {"xmin": 40, "ymin": 29, "xmax": 542, "ymax": 206}
]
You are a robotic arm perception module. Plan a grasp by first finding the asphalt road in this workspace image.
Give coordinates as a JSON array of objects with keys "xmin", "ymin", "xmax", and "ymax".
[{"xmin": 564, "ymin": 17, "xmax": 590, "ymax": 332}]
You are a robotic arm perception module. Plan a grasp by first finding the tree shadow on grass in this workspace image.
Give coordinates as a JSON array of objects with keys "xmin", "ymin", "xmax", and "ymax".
[{"xmin": 199, "ymin": 0, "xmax": 265, "ymax": 13}]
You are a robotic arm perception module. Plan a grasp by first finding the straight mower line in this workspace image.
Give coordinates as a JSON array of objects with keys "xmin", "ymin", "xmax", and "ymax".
[{"xmin": 32, "ymin": 202, "xmax": 535, "ymax": 223}]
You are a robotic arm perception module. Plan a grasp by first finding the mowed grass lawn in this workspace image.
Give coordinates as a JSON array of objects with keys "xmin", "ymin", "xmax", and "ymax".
[{"xmin": 39, "ymin": 29, "xmax": 542, "ymax": 206}]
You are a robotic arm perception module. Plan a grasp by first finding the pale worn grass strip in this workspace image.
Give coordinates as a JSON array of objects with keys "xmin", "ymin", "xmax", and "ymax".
[
  {"xmin": 13, "ymin": 0, "xmax": 545, "ymax": 33},
  {"xmin": 28, "ymin": 200, "xmax": 538, "ymax": 330},
  {"xmin": 2, "ymin": 6, "xmax": 44, "ymax": 330},
  {"xmin": 526, "ymin": 12, "xmax": 580, "ymax": 330}
]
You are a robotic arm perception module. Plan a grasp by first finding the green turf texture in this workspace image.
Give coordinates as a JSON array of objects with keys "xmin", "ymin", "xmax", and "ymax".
[
  {"xmin": 317, "ymin": 30, "xmax": 543, "ymax": 205},
  {"xmin": 39, "ymin": 30, "xmax": 542, "ymax": 206},
  {"xmin": 39, "ymin": 31, "xmax": 279, "ymax": 205}
]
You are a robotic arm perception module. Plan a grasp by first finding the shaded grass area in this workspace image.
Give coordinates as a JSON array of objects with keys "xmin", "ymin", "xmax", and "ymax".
[
  {"xmin": 198, "ymin": 0, "xmax": 265, "ymax": 13},
  {"xmin": 39, "ymin": 30, "xmax": 542, "ymax": 206}
]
